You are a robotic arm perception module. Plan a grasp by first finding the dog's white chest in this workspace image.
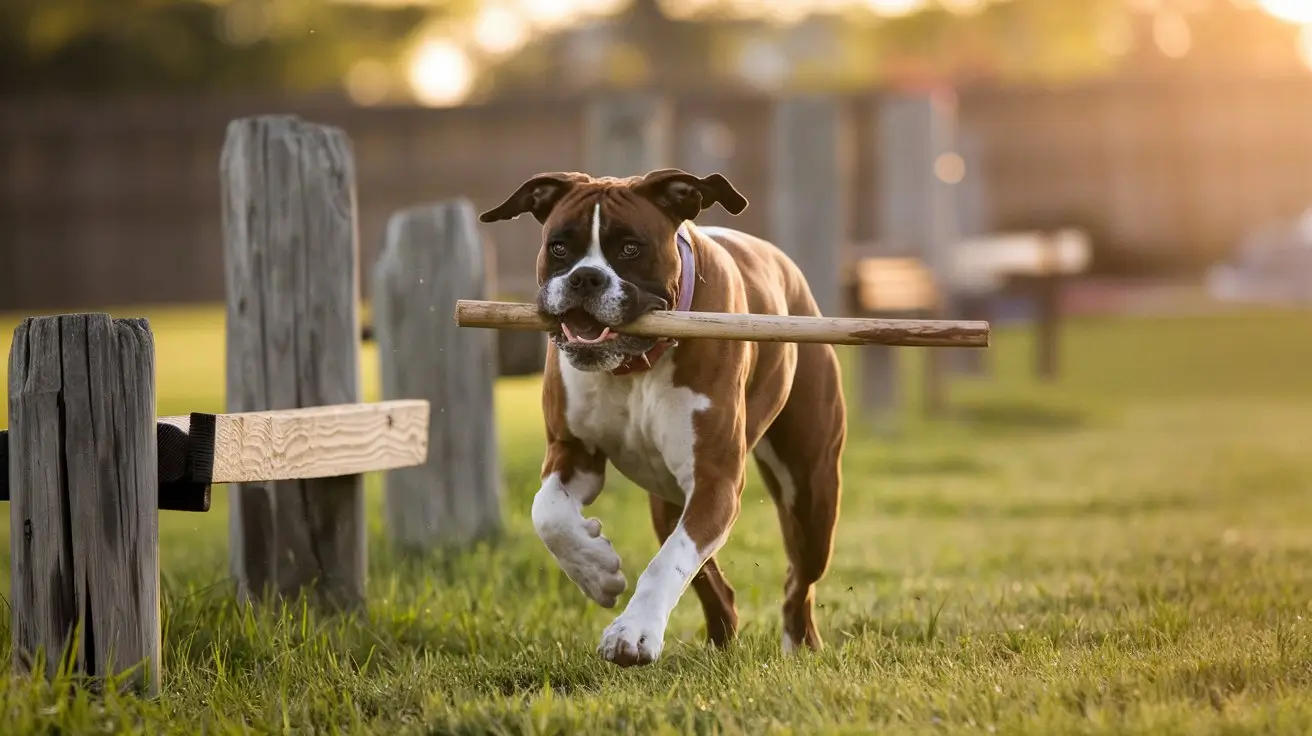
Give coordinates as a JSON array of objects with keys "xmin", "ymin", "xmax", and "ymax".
[{"xmin": 558, "ymin": 352, "xmax": 711, "ymax": 504}]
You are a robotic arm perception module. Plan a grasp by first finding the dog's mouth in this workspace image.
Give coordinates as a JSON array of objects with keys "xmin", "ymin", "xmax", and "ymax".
[{"xmin": 559, "ymin": 309, "xmax": 620, "ymax": 345}]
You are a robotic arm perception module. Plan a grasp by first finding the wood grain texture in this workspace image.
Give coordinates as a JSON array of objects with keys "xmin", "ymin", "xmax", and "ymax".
[
  {"xmin": 8, "ymin": 318, "xmax": 76, "ymax": 682},
  {"xmin": 373, "ymin": 202, "xmax": 501, "ymax": 551},
  {"xmin": 770, "ymin": 96, "xmax": 850, "ymax": 318},
  {"xmin": 8, "ymin": 314, "xmax": 160, "ymax": 696},
  {"xmin": 454, "ymin": 300, "xmax": 990, "ymax": 348},
  {"xmin": 203, "ymin": 400, "xmax": 429, "ymax": 484},
  {"xmin": 221, "ymin": 114, "xmax": 366, "ymax": 611}
]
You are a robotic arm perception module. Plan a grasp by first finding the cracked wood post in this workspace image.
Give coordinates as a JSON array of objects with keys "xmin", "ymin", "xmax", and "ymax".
[
  {"xmin": 771, "ymin": 95, "xmax": 850, "ymax": 320},
  {"xmin": 373, "ymin": 200, "xmax": 502, "ymax": 551},
  {"xmin": 221, "ymin": 115, "xmax": 366, "ymax": 610},
  {"xmin": 9, "ymin": 314, "xmax": 161, "ymax": 696}
]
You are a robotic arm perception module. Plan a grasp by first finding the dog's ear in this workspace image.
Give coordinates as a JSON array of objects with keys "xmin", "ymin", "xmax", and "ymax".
[
  {"xmin": 479, "ymin": 172, "xmax": 591, "ymax": 224},
  {"xmin": 633, "ymin": 168, "xmax": 749, "ymax": 223}
]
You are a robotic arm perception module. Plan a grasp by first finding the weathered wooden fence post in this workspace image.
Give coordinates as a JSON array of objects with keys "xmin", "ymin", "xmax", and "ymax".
[
  {"xmin": 9, "ymin": 314, "xmax": 160, "ymax": 695},
  {"xmin": 373, "ymin": 200, "xmax": 502, "ymax": 551},
  {"xmin": 771, "ymin": 96, "xmax": 850, "ymax": 318},
  {"xmin": 221, "ymin": 115, "xmax": 366, "ymax": 610},
  {"xmin": 951, "ymin": 127, "xmax": 992, "ymax": 378},
  {"xmin": 876, "ymin": 90, "xmax": 961, "ymax": 420},
  {"xmin": 584, "ymin": 92, "xmax": 673, "ymax": 177},
  {"xmin": 1034, "ymin": 234, "xmax": 1062, "ymax": 381}
]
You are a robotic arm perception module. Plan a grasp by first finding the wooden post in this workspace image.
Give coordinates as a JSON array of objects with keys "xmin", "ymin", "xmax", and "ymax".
[
  {"xmin": 583, "ymin": 92, "xmax": 672, "ymax": 177},
  {"xmin": 876, "ymin": 91, "xmax": 960, "ymax": 419},
  {"xmin": 951, "ymin": 127, "xmax": 991, "ymax": 378},
  {"xmin": 771, "ymin": 96, "xmax": 850, "ymax": 318},
  {"xmin": 1034, "ymin": 234, "xmax": 1061, "ymax": 381},
  {"xmin": 9, "ymin": 314, "xmax": 160, "ymax": 695},
  {"xmin": 373, "ymin": 200, "xmax": 502, "ymax": 551},
  {"xmin": 220, "ymin": 115, "xmax": 366, "ymax": 611}
]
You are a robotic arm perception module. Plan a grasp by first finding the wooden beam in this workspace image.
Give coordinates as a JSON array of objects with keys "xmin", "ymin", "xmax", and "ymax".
[
  {"xmin": 374, "ymin": 202, "xmax": 501, "ymax": 552},
  {"xmin": 454, "ymin": 299, "xmax": 990, "ymax": 348},
  {"xmin": 8, "ymin": 314, "xmax": 161, "ymax": 696},
  {"xmin": 1, "ymin": 401, "xmax": 427, "ymax": 513},
  {"xmin": 190, "ymin": 400, "xmax": 429, "ymax": 484}
]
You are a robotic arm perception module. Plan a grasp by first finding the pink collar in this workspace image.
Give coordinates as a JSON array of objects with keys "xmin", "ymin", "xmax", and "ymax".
[{"xmin": 610, "ymin": 223, "xmax": 695, "ymax": 376}]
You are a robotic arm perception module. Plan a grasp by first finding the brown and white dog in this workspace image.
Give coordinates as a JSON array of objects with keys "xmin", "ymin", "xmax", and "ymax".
[{"xmin": 478, "ymin": 168, "xmax": 846, "ymax": 667}]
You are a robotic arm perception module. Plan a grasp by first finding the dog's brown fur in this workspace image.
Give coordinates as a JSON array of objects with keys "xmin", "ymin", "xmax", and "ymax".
[{"xmin": 482, "ymin": 169, "xmax": 846, "ymax": 655}]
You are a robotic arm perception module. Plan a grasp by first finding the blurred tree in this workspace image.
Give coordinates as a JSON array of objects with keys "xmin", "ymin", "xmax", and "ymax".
[
  {"xmin": 0, "ymin": 0, "xmax": 433, "ymax": 96},
  {"xmin": 0, "ymin": 0, "xmax": 1304, "ymax": 100}
]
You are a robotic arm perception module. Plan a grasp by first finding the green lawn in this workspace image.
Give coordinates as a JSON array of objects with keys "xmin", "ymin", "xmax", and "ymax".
[{"xmin": 1, "ymin": 306, "xmax": 1312, "ymax": 734}]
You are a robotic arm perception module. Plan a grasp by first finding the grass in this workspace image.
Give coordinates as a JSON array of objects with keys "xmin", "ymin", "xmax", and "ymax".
[{"xmin": 1, "ymin": 305, "xmax": 1312, "ymax": 734}]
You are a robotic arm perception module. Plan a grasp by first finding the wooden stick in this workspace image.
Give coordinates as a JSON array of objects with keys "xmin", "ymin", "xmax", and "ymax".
[{"xmin": 454, "ymin": 300, "xmax": 990, "ymax": 348}]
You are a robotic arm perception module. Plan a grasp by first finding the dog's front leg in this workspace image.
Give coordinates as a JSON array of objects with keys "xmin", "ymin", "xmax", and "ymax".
[
  {"xmin": 598, "ymin": 438, "xmax": 745, "ymax": 667},
  {"xmin": 532, "ymin": 440, "xmax": 627, "ymax": 608}
]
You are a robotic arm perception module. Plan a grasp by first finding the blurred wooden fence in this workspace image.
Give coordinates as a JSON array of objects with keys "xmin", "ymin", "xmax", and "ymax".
[{"xmin": 1, "ymin": 75, "xmax": 1310, "ymax": 311}]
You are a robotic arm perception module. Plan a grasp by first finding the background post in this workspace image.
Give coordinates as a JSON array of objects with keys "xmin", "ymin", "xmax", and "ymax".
[
  {"xmin": 373, "ymin": 199, "xmax": 502, "ymax": 551},
  {"xmin": 584, "ymin": 92, "xmax": 673, "ymax": 177},
  {"xmin": 220, "ymin": 115, "xmax": 367, "ymax": 610},
  {"xmin": 876, "ymin": 91, "xmax": 960, "ymax": 420},
  {"xmin": 770, "ymin": 95, "xmax": 850, "ymax": 319}
]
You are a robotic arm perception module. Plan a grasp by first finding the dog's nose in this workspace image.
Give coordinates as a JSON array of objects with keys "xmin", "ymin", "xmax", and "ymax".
[{"xmin": 567, "ymin": 267, "xmax": 609, "ymax": 295}]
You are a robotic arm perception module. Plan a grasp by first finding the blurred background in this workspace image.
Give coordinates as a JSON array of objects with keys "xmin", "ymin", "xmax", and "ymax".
[{"xmin": 1, "ymin": 0, "xmax": 1310, "ymax": 318}]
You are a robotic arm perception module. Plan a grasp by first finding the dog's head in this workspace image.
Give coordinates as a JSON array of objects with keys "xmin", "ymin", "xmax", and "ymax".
[{"xmin": 479, "ymin": 168, "xmax": 748, "ymax": 372}]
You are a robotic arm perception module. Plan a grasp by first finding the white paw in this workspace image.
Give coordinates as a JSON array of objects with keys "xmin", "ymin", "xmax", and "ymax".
[
  {"xmin": 598, "ymin": 610, "xmax": 666, "ymax": 667},
  {"xmin": 542, "ymin": 516, "xmax": 627, "ymax": 607}
]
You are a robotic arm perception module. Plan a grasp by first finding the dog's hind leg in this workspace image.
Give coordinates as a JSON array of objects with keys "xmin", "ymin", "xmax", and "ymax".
[
  {"xmin": 648, "ymin": 495, "xmax": 738, "ymax": 646},
  {"xmin": 752, "ymin": 342, "xmax": 846, "ymax": 654}
]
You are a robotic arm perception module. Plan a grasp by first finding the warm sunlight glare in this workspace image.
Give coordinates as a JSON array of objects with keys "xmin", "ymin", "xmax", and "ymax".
[
  {"xmin": 407, "ymin": 39, "xmax": 474, "ymax": 107},
  {"xmin": 1299, "ymin": 24, "xmax": 1312, "ymax": 70},
  {"xmin": 1153, "ymin": 10, "xmax": 1193, "ymax": 58},
  {"xmin": 517, "ymin": 0, "xmax": 580, "ymax": 30},
  {"xmin": 345, "ymin": 59, "xmax": 390, "ymax": 105},
  {"xmin": 862, "ymin": 0, "xmax": 929, "ymax": 16},
  {"xmin": 935, "ymin": 153, "xmax": 966, "ymax": 185},
  {"xmin": 1258, "ymin": 0, "xmax": 1312, "ymax": 24},
  {"xmin": 473, "ymin": 5, "xmax": 530, "ymax": 55}
]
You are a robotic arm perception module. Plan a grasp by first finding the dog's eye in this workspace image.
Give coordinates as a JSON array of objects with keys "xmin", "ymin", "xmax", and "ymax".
[
  {"xmin": 548, "ymin": 242, "xmax": 568, "ymax": 259},
  {"xmin": 619, "ymin": 241, "xmax": 641, "ymax": 259}
]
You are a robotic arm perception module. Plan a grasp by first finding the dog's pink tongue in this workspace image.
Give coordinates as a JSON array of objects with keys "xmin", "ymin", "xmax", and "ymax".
[
  {"xmin": 562, "ymin": 323, "xmax": 613, "ymax": 344},
  {"xmin": 561, "ymin": 310, "xmax": 612, "ymax": 343}
]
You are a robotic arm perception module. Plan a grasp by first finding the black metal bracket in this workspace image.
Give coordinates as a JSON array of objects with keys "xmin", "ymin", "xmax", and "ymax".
[{"xmin": 0, "ymin": 413, "xmax": 218, "ymax": 513}]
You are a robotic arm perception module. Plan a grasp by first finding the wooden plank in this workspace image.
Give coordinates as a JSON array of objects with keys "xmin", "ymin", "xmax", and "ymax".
[
  {"xmin": 221, "ymin": 114, "xmax": 367, "ymax": 611},
  {"xmin": 9, "ymin": 314, "xmax": 160, "ymax": 696},
  {"xmin": 374, "ymin": 202, "xmax": 500, "ymax": 551},
  {"xmin": 207, "ymin": 400, "xmax": 429, "ymax": 483},
  {"xmin": 771, "ymin": 96, "xmax": 851, "ymax": 318},
  {"xmin": 1, "ymin": 403, "xmax": 427, "ymax": 513},
  {"xmin": 454, "ymin": 300, "xmax": 990, "ymax": 348},
  {"xmin": 853, "ymin": 257, "xmax": 938, "ymax": 313}
]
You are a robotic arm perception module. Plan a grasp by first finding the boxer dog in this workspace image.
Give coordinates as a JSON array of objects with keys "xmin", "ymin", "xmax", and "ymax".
[{"xmin": 478, "ymin": 168, "xmax": 846, "ymax": 667}]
